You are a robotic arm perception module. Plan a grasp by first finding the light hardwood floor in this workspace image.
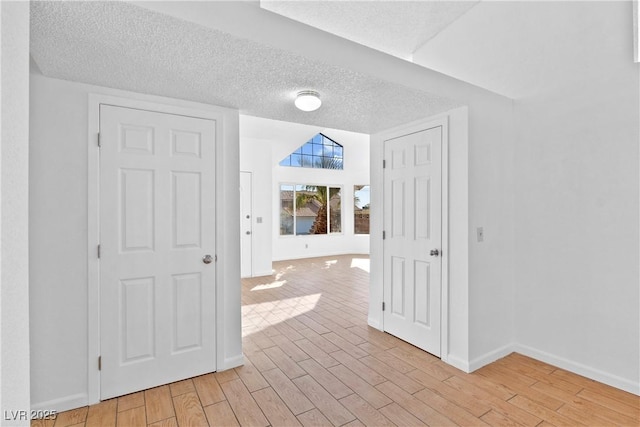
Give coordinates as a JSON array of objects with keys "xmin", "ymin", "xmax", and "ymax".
[{"xmin": 35, "ymin": 255, "xmax": 639, "ymax": 427}]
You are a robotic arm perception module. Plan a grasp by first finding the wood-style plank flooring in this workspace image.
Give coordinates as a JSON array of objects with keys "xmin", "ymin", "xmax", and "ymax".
[{"xmin": 35, "ymin": 255, "xmax": 640, "ymax": 427}]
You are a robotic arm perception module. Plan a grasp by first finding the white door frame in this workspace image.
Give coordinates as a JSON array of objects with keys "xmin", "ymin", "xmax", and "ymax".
[
  {"xmin": 87, "ymin": 94, "xmax": 231, "ymax": 403},
  {"xmin": 377, "ymin": 116, "xmax": 449, "ymax": 363}
]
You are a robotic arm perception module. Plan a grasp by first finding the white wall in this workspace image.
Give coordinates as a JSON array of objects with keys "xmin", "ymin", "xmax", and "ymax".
[
  {"xmin": 514, "ymin": 3, "xmax": 639, "ymax": 393},
  {"xmin": 272, "ymin": 128, "xmax": 370, "ymax": 261},
  {"xmin": 635, "ymin": 0, "xmax": 639, "ymax": 63},
  {"xmin": 0, "ymin": 2, "xmax": 31, "ymax": 425},
  {"xmin": 29, "ymin": 75, "xmax": 242, "ymax": 411},
  {"xmin": 443, "ymin": 107, "xmax": 471, "ymax": 369},
  {"xmin": 467, "ymin": 95, "xmax": 516, "ymax": 369}
]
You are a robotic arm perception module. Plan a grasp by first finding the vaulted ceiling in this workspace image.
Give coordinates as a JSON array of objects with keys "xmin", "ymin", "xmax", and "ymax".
[{"xmin": 259, "ymin": 0, "xmax": 479, "ymax": 61}]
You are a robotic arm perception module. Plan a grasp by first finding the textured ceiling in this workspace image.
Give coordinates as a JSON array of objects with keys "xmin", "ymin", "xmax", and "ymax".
[
  {"xmin": 260, "ymin": 0, "xmax": 479, "ymax": 60},
  {"xmin": 30, "ymin": 1, "xmax": 460, "ymax": 134}
]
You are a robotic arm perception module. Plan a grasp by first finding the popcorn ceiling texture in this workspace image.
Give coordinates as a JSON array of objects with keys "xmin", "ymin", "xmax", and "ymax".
[
  {"xmin": 30, "ymin": 1, "xmax": 460, "ymax": 134},
  {"xmin": 261, "ymin": 0, "xmax": 479, "ymax": 61}
]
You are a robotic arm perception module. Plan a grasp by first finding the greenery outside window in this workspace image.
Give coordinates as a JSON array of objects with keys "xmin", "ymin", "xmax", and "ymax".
[
  {"xmin": 280, "ymin": 184, "xmax": 342, "ymax": 235},
  {"xmin": 354, "ymin": 185, "xmax": 370, "ymax": 235}
]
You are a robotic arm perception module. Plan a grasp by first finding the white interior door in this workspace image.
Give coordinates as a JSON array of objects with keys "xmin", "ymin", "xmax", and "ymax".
[
  {"xmin": 383, "ymin": 125, "xmax": 442, "ymax": 356},
  {"xmin": 240, "ymin": 171, "xmax": 252, "ymax": 278},
  {"xmin": 99, "ymin": 105, "xmax": 217, "ymax": 399}
]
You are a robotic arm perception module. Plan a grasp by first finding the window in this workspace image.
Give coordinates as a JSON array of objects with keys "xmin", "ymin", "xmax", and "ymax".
[
  {"xmin": 280, "ymin": 184, "xmax": 342, "ymax": 235},
  {"xmin": 354, "ymin": 185, "xmax": 370, "ymax": 235},
  {"xmin": 280, "ymin": 185, "xmax": 295, "ymax": 235},
  {"xmin": 279, "ymin": 133, "xmax": 343, "ymax": 170}
]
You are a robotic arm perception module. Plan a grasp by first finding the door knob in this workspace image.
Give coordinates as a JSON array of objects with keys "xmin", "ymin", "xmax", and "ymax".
[
  {"xmin": 430, "ymin": 249, "xmax": 440, "ymax": 257},
  {"xmin": 246, "ymin": 231, "xmax": 251, "ymax": 235},
  {"xmin": 203, "ymin": 254, "xmax": 214, "ymax": 264}
]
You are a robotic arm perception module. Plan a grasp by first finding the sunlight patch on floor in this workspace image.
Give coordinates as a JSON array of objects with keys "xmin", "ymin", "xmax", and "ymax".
[
  {"xmin": 350, "ymin": 257, "xmax": 370, "ymax": 273},
  {"xmin": 324, "ymin": 259, "xmax": 338, "ymax": 268},
  {"xmin": 241, "ymin": 293, "xmax": 322, "ymax": 336},
  {"xmin": 274, "ymin": 266, "xmax": 294, "ymax": 280},
  {"xmin": 250, "ymin": 280, "xmax": 286, "ymax": 291}
]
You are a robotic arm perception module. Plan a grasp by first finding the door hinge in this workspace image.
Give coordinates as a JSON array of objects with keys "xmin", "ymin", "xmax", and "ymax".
[
  {"xmin": 97, "ymin": 132, "xmax": 101, "ymax": 148},
  {"xmin": 382, "ymin": 302, "xmax": 386, "ymax": 311},
  {"xmin": 383, "ymin": 159, "xmax": 386, "ymax": 169},
  {"xmin": 215, "ymin": 254, "xmax": 218, "ymax": 262},
  {"xmin": 98, "ymin": 356, "xmax": 102, "ymax": 371},
  {"xmin": 97, "ymin": 244, "xmax": 101, "ymax": 259},
  {"xmin": 382, "ymin": 231, "xmax": 386, "ymax": 240}
]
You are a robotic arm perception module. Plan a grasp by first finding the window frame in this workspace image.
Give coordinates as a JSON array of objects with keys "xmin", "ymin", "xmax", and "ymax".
[
  {"xmin": 279, "ymin": 183, "xmax": 344, "ymax": 237},
  {"xmin": 353, "ymin": 184, "xmax": 370, "ymax": 236},
  {"xmin": 278, "ymin": 133, "xmax": 344, "ymax": 170}
]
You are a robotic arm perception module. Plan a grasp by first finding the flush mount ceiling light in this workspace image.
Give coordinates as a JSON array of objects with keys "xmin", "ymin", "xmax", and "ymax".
[{"xmin": 294, "ymin": 90, "xmax": 322, "ymax": 112}]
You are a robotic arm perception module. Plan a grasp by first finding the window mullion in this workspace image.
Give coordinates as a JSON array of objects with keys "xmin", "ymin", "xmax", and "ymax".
[
  {"xmin": 293, "ymin": 186, "xmax": 297, "ymax": 236},
  {"xmin": 326, "ymin": 185, "xmax": 330, "ymax": 234}
]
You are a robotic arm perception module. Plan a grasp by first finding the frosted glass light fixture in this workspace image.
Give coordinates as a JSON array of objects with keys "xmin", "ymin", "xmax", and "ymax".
[{"xmin": 295, "ymin": 90, "xmax": 322, "ymax": 112}]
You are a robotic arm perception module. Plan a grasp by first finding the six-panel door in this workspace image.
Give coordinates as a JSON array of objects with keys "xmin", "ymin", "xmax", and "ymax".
[
  {"xmin": 99, "ymin": 105, "xmax": 217, "ymax": 399},
  {"xmin": 383, "ymin": 126, "xmax": 442, "ymax": 356}
]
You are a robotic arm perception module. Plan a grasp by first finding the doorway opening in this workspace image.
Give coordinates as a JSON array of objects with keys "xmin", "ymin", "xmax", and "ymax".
[{"xmin": 238, "ymin": 114, "xmax": 449, "ymax": 364}]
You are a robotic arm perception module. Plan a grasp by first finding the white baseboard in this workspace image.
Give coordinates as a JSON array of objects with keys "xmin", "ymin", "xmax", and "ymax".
[
  {"xmin": 251, "ymin": 270, "xmax": 273, "ymax": 278},
  {"xmin": 515, "ymin": 344, "xmax": 640, "ymax": 396},
  {"xmin": 367, "ymin": 317, "xmax": 382, "ymax": 331},
  {"xmin": 273, "ymin": 251, "xmax": 370, "ymax": 262},
  {"xmin": 31, "ymin": 393, "xmax": 88, "ymax": 413},
  {"xmin": 446, "ymin": 343, "xmax": 639, "ymax": 395},
  {"xmin": 445, "ymin": 354, "xmax": 471, "ymax": 373},
  {"xmin": 469, "ymin": 343, "xmax": 516, "ymax": 372},
  {"xmin": 221, "ymin": 354, "xmax": 245, "ymax": 371}
]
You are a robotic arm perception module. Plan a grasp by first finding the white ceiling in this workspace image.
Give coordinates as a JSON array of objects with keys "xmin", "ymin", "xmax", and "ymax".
[
  {"xmin": 240, "ymin": 115, "xmax": 322, "ymax": 145},
  {"xmin": 257, "ymin": 1, "xmax": 634, "ymax": 100},
  {"xmin": 29, "ymin": 1, "xmax": 461, "ymax": 134},
  {"xmin": 260, "ymin": 0, "xmax": 479, "ymax": 61},
  {"xmin": 412, "ymin": 1, "xmax": 634, "ymax": 99}
]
